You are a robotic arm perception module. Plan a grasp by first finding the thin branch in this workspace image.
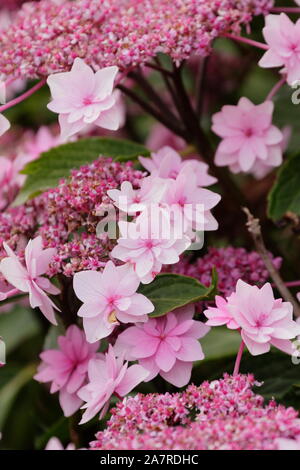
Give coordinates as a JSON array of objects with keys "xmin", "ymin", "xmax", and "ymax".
[
  {"xmin": 195, "ymin": 57, "xmax": 208, "ymax": 117},
  {"xmin": 144, "ymin": 62, "xmax": 173, "ymax": 76},
  {"xmin": 129, "ymin": 69, "xmax": 180, "ymax": 125},
  {"xmin": 0, "ymin": 78, "xmax": 47, "ymax": 113},
  {"xmin": 243, "ymin": 207, "xmax": 300, "ymax": 317},
  {"xmin": 117, "ymin": 83, "xmax": 187, "ymax": 138}
]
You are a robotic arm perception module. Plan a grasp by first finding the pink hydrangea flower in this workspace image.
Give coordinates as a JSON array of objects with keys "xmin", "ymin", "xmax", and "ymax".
[
  {"xmin": 35, "ymin": 325, "xmax": 99, "ymax": 417},
  {"xmin": 212, "ymin": 98, "xmax": 283, "ymax": 176},
  {"xmin": 204, "ymin": 294, "xmax": 239, "ymax": 329},
  {"xmin": 73, "ymin": 261, "xmax": 154, "ymax": 342},
  {"xmin": 77, "ymin": 345, "xmax": 149, "ymax": 424},
  {"xmin": 45, "ymin": 437, "xmax": 76, "ymax": 451},
  {"xmin": 163, "ymin": 167, "xmax": 221, "ymax": 232},
  {"xmin": 206, "ymin": 280, "xmax": 300, "ymax": 356},
  {"xmin": 139, "ymin": 146, "xmax": 217, "ymax": 187},
  {"xmin": 114, "ymin": 305, "xmax": 210, "ymax": 387},
  {"xmin": 47, "ymin": 58, "xmax": 124, "ymax": 140},
  {"xmin": 102, "ymin": 218, "xmax": 185, "ymax": 270},
  {"xmin": 0, "ymin": 236, "xmax": 60, "ymax": 324},
  {"xmin": 0, "ymin": 113, "xmax": 10, "ymax": 137},
  {"xmin": 259, "ymin": 14, "xmax": 300, "ymax": 85},
  {"xmin": 111, "ymin": 207, "xmax": 190, "ymax": 283},
  {"xmin": 107, "ymin": 176, "xmax": 168, "ymax": 214}
]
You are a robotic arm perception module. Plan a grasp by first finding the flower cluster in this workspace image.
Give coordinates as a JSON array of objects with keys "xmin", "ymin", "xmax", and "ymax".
[
  {"xmin": 108, "ymin": 147, "xmax": 220, "ymax": 284},
  {"xmin": 0, "ymin": 157, "xmax": 145, "ymax": 277},
  {"xmin": 90, "ymin": 374, "xmax": 300, "ymax": 450},
  {"xmin": 163, "ymin": 246, "xmax": 282, "ymax": 297},
  {"xmin": 0, "ymin": 0, "xmax": 273, "ymax": 81}
]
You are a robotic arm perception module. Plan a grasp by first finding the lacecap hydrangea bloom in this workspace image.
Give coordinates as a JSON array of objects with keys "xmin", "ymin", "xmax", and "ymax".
[
  {"xmin": 0, "ymin": 0, "xmax": 273, "ymax": 80},
  {"xmin": 90, "ymin": 374, "xmax": 300, "ymax": 450}
]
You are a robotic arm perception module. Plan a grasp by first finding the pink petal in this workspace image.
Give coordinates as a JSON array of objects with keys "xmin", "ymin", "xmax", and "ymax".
[{"xmin": 115, "ymin": 364, "xmax": 149, "ymax": 396}]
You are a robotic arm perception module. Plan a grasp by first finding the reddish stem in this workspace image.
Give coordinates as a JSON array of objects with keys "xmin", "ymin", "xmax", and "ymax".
[
  {"xmin": 0, "ymin": 79, "xmax": 47, "ymax": 113},
  {"xmin": 270, "ymin": 7, "xmax": 300, "ymax": 14},
  {"xmin": 223, "ymin": 33, "xmax": 269, "ymax": 51},
  {"xmin": 233, "ymin": 340, "xmax": 245, "ymax": 376},
  {"xmin": 266, "ymin": 77, "xmax": 286, "ymax": 101}
]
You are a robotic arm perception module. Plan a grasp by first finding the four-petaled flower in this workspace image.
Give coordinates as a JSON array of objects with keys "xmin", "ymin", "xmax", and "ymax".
[
  {"xmin": 73, "ymin": 261, "xmax": 154, "ymax": 342},
  {"xmin": 47, "ymin": 58, "xmax": 124, "ymax": 139}
]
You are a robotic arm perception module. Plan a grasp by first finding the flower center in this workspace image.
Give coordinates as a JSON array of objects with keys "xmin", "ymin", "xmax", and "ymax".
[
  {"xmin": 83, "ymin": 95, "xmax": 94, "ymax": 106},
  {"xmin": 244, "ymin": 128, "xmax": 253, "ymax": 137}
]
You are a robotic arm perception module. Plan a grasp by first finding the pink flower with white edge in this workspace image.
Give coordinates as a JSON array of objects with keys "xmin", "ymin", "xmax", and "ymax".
[
  {"xmin": 77, "ymin": 345, "xmax": 149, "ymax": 424},
  {"xmin": 45, "ymin": 437, "xmax": 75, "ymax": 451},
  {"xmin": 114, "ymin": 305, "xmax": 210, "ymax": 387},
  {"xmin": 0, "ymin": 236, "xmax": 60, "ymax": 324},
  {"xmin": 73, "ymin": 261, "xmax": 154, "ymax": 342},
  {"xmin": 107, "ymin": 176, "xmax": 169, "ymax": 215},
  {"xmin": 0, "ymin": 113, "xmax": 10, "ymax": 137},
  {"xmin": 259, "ymin": 14, "xmax": 300, "ymax": 85},
  {"xmin": 47, "ymin": 58, "xmax": 124, "ymax": 140},
  {"xmin": 111, "ymin": 206, "xmax": 190, "ymax": 283},
  {"xmin": 35, "ymin": 325, "xmax": 99, "ymax": 417},
  {"xmin": 163, "ymin": 167, "xmax": 221, "ymax": 233},
  {"xmin": 209, "ymin": 280, "xmax": 300, "ymax": 356},
  {"xmin": 204, "ymin": 294, "xmax": 239, "ymax": 330},
  {"xmin": 212, "ymin": 98, "xmax": 283, "ymax": 176},
  {"xmin": 139, "ymin": 146, "xmax": 217, "ymax": 187}
]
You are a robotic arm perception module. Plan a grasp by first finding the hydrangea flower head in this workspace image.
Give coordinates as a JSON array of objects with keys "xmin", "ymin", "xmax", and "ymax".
[
  {"xmin": 90, "ymin": 374, "xmax": 300, "ymax": 450},
  {"xmin": 115, "ymin": 305, "xmax": 210, "ymax": 387},
  {"xmin": 212, "ymin": 98, "xmax": 283, "ymax": 177},
  {"xmin": 259, "ymin": 14, "xmax": 300, "ymax": 85},
  {"xmin": 73, "ymin": 260, "xmax": 154, "ymax": 342},
  {"xmin": 78, "ymin": 344, "xmax": 149, "ymax": 424},
  {"xmin": 47, "ymin": 58, "xmax": 124, "ymax": 139},
  {"xmin": 35, "ymin": 325, "xmax": 100, "ymax": 417},
  {"xmin": 0, "ymin": 236, "xmax": 60, "ymax": 324}
]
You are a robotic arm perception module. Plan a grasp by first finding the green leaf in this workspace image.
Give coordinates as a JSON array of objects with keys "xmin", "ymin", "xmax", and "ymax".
[
  {"xmin": 268, "ymin": 153, "xmax": 300, "ymax": 220},
  {"xmin": 201, "ymin": 327, "xmax": 242, "ymax": 361},
  {"xmin": 14, "ymin": 137, "xmax": 149, "ymax": 205},
  {"xmin": 139, "ymin": 270, "xmax": 218, "ymax": 318},
  {"xmin": 0, "ymin": 307, "xmax": 41, "ymax": 355},
  {"xmin": 0, "ymin": 363, "xmax": 36, "ymax": 429}
]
